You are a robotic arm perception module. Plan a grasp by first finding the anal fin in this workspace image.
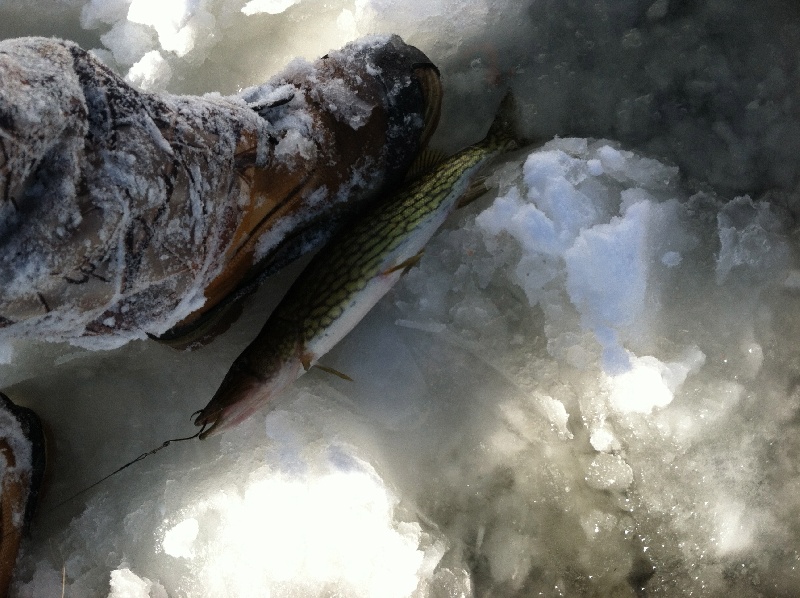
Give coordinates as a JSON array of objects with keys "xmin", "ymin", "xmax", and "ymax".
[{"xmin": 456, "ymin": 176, "xmax": 489, "ymax": 209}]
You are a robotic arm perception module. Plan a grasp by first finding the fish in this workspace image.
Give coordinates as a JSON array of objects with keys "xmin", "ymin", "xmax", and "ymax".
[{"xmin": 194, "ymin": 93, "xmax": 521, "ymax": 438}]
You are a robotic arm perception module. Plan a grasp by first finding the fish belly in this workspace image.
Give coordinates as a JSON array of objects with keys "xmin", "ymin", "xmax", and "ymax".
[{"xmin": 304, "ymin": 198, "xmax": 455, "ymax": 363}]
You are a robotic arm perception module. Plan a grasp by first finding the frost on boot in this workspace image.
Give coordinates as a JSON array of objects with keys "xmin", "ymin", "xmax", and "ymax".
[
  {"xmin": 0, "ymin": 35, "xmax": 441, "ymax": 350},
  {"xmin": 0, "ymin": 393, "xmax": 45, "ymax": 598}
]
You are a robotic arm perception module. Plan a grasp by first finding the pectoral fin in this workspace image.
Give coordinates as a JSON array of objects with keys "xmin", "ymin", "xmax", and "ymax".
[
  {"xmin": 313, "ymin": 364, "xmax": 354, "ymax": 382},
  {"xmin": 404, "ymin": 148, "xmax": 447, "ymax": 182},
  {"xmin": 383, "ymin": 249, "xmax": 425, "ymax": 276}
]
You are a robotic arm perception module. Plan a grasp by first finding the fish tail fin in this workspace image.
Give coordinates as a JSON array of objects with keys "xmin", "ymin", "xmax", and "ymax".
[{"xmin": 485, "ymin": 90, "xmax": 522, "ymax": 150}]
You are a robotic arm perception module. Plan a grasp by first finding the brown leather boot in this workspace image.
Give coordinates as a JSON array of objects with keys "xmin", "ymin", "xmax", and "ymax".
[
  {"xmin": 0, "ymin": 35, "xmax": 441, "ymax": 350},
  {"xmin": 0, "ymin": 393, "xmax": 46, "ymax": 598}
]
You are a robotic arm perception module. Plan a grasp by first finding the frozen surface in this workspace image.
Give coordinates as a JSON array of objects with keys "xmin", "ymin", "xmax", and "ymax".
[{"xmin": 2, "ymin": 0, "xmax": 800, "ymax": 597}]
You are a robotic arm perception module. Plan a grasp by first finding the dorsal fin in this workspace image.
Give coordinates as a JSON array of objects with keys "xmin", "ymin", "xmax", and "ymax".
[
  {"xmin": 404, "ymin": 148, "xmax": 448, "ymax": 182},
  {"xmin": 485, "ymin": 91, "xmax": 519, "ymax": 144}
]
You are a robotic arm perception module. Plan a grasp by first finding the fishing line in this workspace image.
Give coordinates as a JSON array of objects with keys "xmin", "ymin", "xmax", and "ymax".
[
  {"xmin": 0, "ymin": 424, "xmax": 208, "ymax": 575},
  {"xmin": 45, "ymin": 423, "xmax": 207, "ymax": 514},
  {"xmin": 0, "ymin": 412, "xmax": 210, "ymax": 552}
]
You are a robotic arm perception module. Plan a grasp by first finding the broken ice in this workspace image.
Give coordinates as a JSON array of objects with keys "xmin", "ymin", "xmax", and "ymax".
[{"xmin": 4, "ymin": 0, "xmax": 800, "ymax": 596}]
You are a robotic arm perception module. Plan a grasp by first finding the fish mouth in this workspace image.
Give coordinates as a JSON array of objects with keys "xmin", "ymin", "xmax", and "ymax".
[
  {"xmin": 194, "ymin": 355, "xmax": 302, "ymax": 438},
  {"xmin": 194, "ymin": 372, "xmax": 265, "ymax": 439}
]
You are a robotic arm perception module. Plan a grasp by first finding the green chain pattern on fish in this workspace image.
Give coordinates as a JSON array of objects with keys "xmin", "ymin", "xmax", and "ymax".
[
  {"xmin": 195, "ymin": 93, "xmax": 519, "ymax": 437},
  {"xmin": 280, "ymin": 141, "xmax": 511, "ymax": 346}
]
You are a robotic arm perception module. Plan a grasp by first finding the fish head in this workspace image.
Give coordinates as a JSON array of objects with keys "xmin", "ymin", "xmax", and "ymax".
[{"xmin": 194, "ymin": 355, "xmax": 302, "ymax": 439}]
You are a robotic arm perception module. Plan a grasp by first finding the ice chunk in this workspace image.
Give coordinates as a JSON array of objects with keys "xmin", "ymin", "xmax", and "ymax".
[
  {"xmin": 107, "ymin": 568, "xmax": 167, "ymax": 598},
  {"xmin": 127, "ymin": 0, "xmax": 207, "ymax": 56},
  {"xmin": 81, "ymin": 0, "xmax": 133, "ymax": 29},
  {"xmin": 125, "ymin": 50, "xmax": 172, "ymax": 90},
  {"xmin": 585, "ymin": 454, "xmax": 633, "ymax": 491},
  {"xmin": 242, "ymin": 0, "xmax": 302, "ymax": 15},
  {"xmin": 476, "ymin": 188, "xmax": 559, "ymax": 261},
  {"xmin": 589, "ymin": 424, "xmax": 621, "ymax": 453},
  {"xmin": 179, "ymin": 458, "xmax": 433, "ymax": 597},
  {"xmin": 162, "ymin": 518, "xmax": 199, "ymax": 559},
  {"xmin": 523, "ymin": 150, "xmax": 602, "ymax": 240},
  {"xmin": 100, "ymin": 21, "xmax": 154, "ymax": 66},
  {"xmin": 608, "ymin": 357, "xmax": 673, "ymax": 413},
  {"xmin": 715, "ymin": 195, "xmax": 790, "ymax": 284},
  {"xmin": 608, "ymin": 350, "xmax": 705, "ymax": 414},
  {"xmin": 594, "ymin": 144, "xmax": 679, "ymax": 190},
  {"xmin": 564, "ymin": 201, "xmax": 650, "ymax": 368},
  {"xmin": 539, "ymin": 395, "xmax": 573, "ymax": 440},
  {"xmin": 587, "ymin": 158, "xmax": 603, "ymax": 176}
]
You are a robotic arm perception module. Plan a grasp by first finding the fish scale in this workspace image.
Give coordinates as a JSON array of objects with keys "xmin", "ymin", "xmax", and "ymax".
[
  {"xmin": 195, "ymin": 93, "xmax": 520, "ymax": 438},
  {"xmin": 290, "ymin": 144, "xmax": 505, "ymax": 334}
]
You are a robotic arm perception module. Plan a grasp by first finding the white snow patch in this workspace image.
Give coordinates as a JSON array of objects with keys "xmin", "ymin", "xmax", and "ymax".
[
  {"xmin": 125, "ymin": 50, "xmax": 172, "ymax": 91},
  {"xmin": 608, "ymin": 350, "xmax": 705, "ymax": 414},
  {"xmin": 107, "ymin": 568, "xmax": 167, "ymax": 598},
  {"xmin": 162, "ymin": 518, "xmax": 199, "ymax": 559},
  {"xmin": 242, "ymin": 0, "xmax": 302, "ymax": 15}
]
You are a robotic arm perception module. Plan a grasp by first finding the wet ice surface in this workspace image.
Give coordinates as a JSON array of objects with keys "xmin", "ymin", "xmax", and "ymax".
[
  {"xmin": 2, "ymin": 0, "xmax": 800, "ymax": 596},
  {"xmin": 10, "ymin": 139, "xmax": 800, "ymax": 598}
]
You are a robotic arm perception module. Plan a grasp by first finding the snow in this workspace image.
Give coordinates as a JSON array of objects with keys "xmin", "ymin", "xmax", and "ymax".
[
  {"xmin": 107, "ymin": 568, "xmax": 167, "ymax": 598},
  {"xmin": 242, "ymin": 0, "xmax": 302, "ymax": 16},
  {"xmin": 125, "ymin": 49, "xmax": 172, "ymax": 89},
  {"xmin": 2, "ymin": 0, "xmax": 800, "ymax": 597},
  {"xmin": 161, "ymin": 518, "xmax": 198, "ymax": 559}
]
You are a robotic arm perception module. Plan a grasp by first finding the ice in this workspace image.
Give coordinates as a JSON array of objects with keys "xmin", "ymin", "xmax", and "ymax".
[
  {"xmin": 107, "ymin": 568, "xmax": 167, "ymax": 598},
  {"xmin": 161, "ymin": 518, "xmax": 199, "ymax": 559},
  {"xmin": 242, "ymin": 0, "xmax": 302, "ymax": 16},
  {"xmin": 607, "ymin": 351, "xmax": 705, "ymax": 414},
  {"xmin": 126, "ymin": 0, "xmax": 212, "ymax": 57},
  {"xmin": 80, "ymin": 0, "xmax": 131, "ymax": 30},
  {"xmin": 100, "ymin": 21, "xmax": 154, "ymax": 66},
  {"xmin": 715, "ymin": 195, "xmax": 790, "ymax": 284},
  {"xmin": 585, "ymin": 453, "xmax": 634, "ymax": 491},
  {"xmin": 565, "ymin": 201, "xmax": 649, "ymax": 368},
  {"xmin": 3, "ymin": 0, "xmax": 800, "ymax": 596},
  {"xmin": 0, "ymin": 341, "xmax": 12, "ymax": 365}
]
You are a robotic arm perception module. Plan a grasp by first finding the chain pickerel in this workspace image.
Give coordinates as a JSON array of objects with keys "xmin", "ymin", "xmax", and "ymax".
[{"xmin": 194, "ymin": 93, "xmax": 520, "ymax": 438}]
